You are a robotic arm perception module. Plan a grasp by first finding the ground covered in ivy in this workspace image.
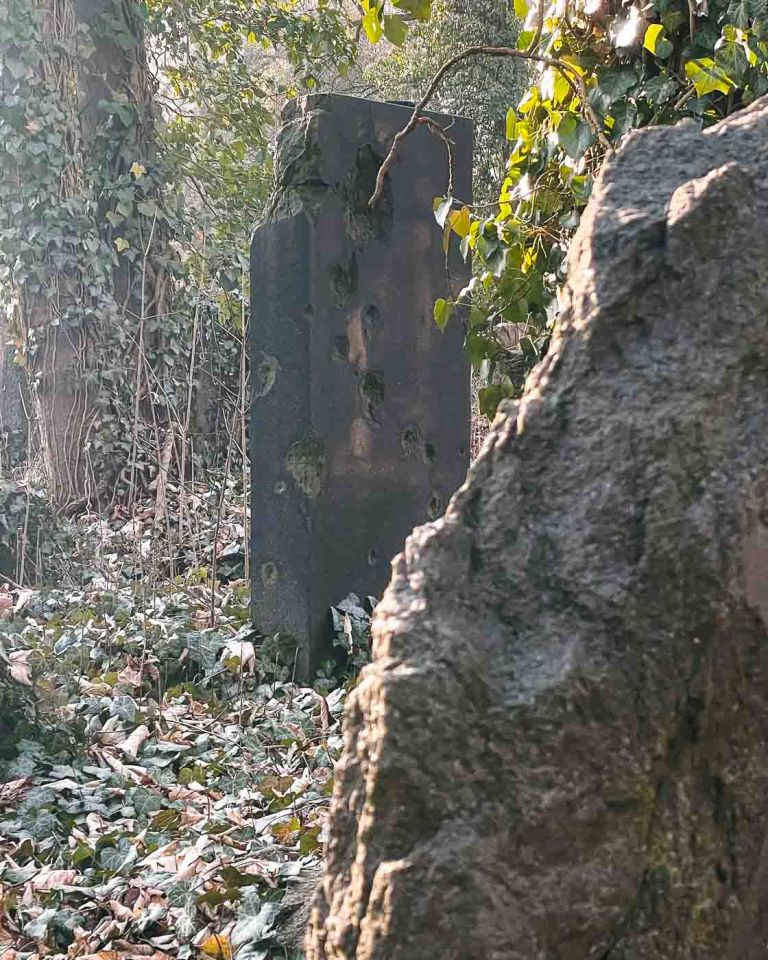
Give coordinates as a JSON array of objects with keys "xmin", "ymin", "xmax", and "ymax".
[{"xmin": 0, "ymin": 487, "xmax": 372, "ymax": 960}]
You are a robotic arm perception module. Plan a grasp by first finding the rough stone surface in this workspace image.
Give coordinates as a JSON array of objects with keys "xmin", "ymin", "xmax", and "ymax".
[
  {"xmin": 307, "ymin": 100, "xmax": 768, "ymax": 959},
  {"xmin": 250, "ymin": 94, "xmax": 472, "ymax": 678}
]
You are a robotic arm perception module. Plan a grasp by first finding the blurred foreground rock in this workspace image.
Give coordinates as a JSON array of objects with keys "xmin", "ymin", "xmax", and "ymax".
[{"xmin": 307, "ymin": 100, "xmax": 768, "ymax": 959}]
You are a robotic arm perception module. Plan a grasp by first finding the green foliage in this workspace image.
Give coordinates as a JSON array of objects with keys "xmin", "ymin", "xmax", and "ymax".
[
  {"xmin": 329, "ymin": 593, "xmax": 376, "ymax": 675},
  {"xmin": 362, "ymin": 0, "xmax": 768, "ymax": 417},
  {"xmin": 0, "ymin": 0, "xmax": 355, "ymax": 502},
  {"xmin": 0, "ymin": 481, "xmax": 72, "ymax": 583},
  {"xmin": 146, "ymin": 0, "xmax": 354, "ymax": 242}
]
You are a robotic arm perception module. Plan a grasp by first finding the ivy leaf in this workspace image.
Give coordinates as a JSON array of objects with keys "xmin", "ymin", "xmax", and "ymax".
[
  {"xmin": 715, "ymin": 40, "xmax": 749, "ymax": 81},
  {"xmin": 557, "ymin": 113, "xmax": 595, "ymax": 160},
  {"xmin": 684, "ymin": 57, "xmax": 735, "ymax": 94},
  {"xmin": 5, "ymin": 59, "xmax": 28, "ymax": 80},
  {"xmin": 392, "ymin": 0, "xmax": 433, "ymax": 20},
  {"xmin": 643, "ymin": 24, "xmax": 673, "ymax": 57},
  {"xmin": 448, "ymin": 206, "xmax": 472, "ymax": 238},
  {"xmin": 590, "ymin": 67, "xmax": 638, "ymax": 113},
  {"xmin": 129, "ymin": 786, "xmax": 163, "ymax": 816},
  {"xmin": 299, "ymin": 825, "xmax": 322, "ymax": 854},
  {"xmin": 383, "ymin": 15, "xmax": 407, "ymax": 45},
  {"xmin": 505, "ymin": 108, "xmax": 518, "ymax": 141},
  {"xmin": 23, "ymin": 908, "xmax": 58, "ymax": 941},
  {"xmin": 114, "ymin": 237, "xmax": 130, "ymax": 253},
  {"xmin": 362, "ymin": 8, "xmax": 383, "ymax": 43},
  {"xmin": 642, "ymin": 74, "xmax": 679, "ymax": 104},
  {"xmin": 465, "ymin": 329, "xmax": 495, "ymax": 370},
  {"xmin": 99, "ymin": 837, "xmax": 136, "ymax": 873},
  {"xmin": 230, "ymin": 902, "xmax": 281, "ymax": 951},
  {"xmin": 662, "ymin": 9, "xmax": 687, "ymax": 31},
  {"xmin": 478, "ymin": 382, "xmax": 515, "ymax": 420},
  {"xmin": 433, "ymin": 195, "xmax": 453, "ymax": 228},
  {"xmin": 433, "ymin": 298, "xmax": 454, "ymax": 330},
  {"xmin": 129, "ymin": 161, "xmax": 146, "ymax": 179},
  {"xmin": 137, "ymin": 200, "xmax": 158, "ymax": 218},
  {"xmin": 609, "ymin": 100, "xmax": 639, "ymax": 140}
]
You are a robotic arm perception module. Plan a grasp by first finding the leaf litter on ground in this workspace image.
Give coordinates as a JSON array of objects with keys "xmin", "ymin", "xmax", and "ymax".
[{"xmin": 0, "ymin": 493, "xmax": 351, "ymax": 960}]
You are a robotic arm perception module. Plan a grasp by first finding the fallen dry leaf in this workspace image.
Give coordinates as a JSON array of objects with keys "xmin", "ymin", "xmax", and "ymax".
[
  {"xmin": 200, "ymin": 934, "xmax": 232, "ymax": 960},
  {"xmin": 119, "ymin": 724, "xmax": 151, "ymax": 759},
  {"xmin": 13, "ymin": 588, "xmax": 33, "ymax": 613},
  {"xmin": 31, "ymin": 868, "xmax": 79, "ymax": 891},
  {"xmin": 117, "ymin": 664, "xmax": 144, "ymax": 688},
  {"xmin": 0, "ymin": 777, "xmax": 32, "ymax": 808},
  {"xmin": 79, "ymin": 678, "xmax": 114, "ymax": 697},
  {"xmin": 8, "ymin": 651, "xmax": 32, "ymax": 686},
  {"xmin": 0, "ymin": 593, "xmax": 12, "ymax": 620}
]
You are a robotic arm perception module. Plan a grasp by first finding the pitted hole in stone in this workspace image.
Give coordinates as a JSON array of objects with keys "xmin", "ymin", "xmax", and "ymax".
[
  {"xmin": 459, "ymin": 445, "xmax": 468, "ymax": 458},
  {"xmin": 362, "ymin": 305, "xmax": 382, "ymax": 342},
  {"xmin": 274, "ymin": 480, "xmax": 287, "ymax": 495},
  {"xmin": 367, "ymin": 548, "xmax": 378, "ymax": 566},
  {"xmin": 332, "ymin": 336, "xmax": 350, "ymax": 362},
  {"xmin": 424, "ymin": 441, "xmax": 438, "ymax": 464},
  {"xmin": 401, "ymin": 425, "xmax": 421, "ymax": 458},
  {"xmin": 343, "ymin": 144, "xmax": 394, "ymax": 248},
  {"xmin": 261, "ymin": 562, "xmax": 278, "ymax": 589},
  {"xmin": 254, "ymin": 352, "xmax": 280, "ymax": 398},
  {"xmin": 426, "ymin": 491, "xmax": 443, "ymax": 521},
  {"xmin": 285, "ymin": 433, "xmax": 326, "ymax": 500},
  {"xmin": 360, "ymin": 372, "xmax": 385, "ymax": 425},
  {"xmin": 330, "ymin": 256, "xmax": 358, "ymax": 308}
]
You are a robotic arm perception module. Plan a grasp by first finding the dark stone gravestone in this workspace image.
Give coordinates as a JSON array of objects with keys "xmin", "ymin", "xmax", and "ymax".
[{"xmin": 250, "ymin": 94, "xmax": 472, "ymax": 678}]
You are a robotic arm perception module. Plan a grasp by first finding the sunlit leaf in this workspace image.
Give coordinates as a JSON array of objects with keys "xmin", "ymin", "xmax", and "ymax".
[
  {"xmin": 201, "ymin": 934, "xmax": 232, "ymax": 960},
  {"xmin": 433, "ymin": 195, "xmax": 453, "ymax": 228},
  {"xmin": 505, "ymin": 108, "xmax": 517, "ymax": 141},
  {"xmin": 434, "ymin": 298, "xmax": 454, "ymax": 330},
  {"xmin": 644, "ymin": 23, "xmax": 673, "ymax": 57},
  {"xmin": 383, "ymin": 15, "xmax": 408, "ymax": 45},
  {"xmin": 448, "ymin": 206, "xmax": 472, "ymax": 238},
  {"xmin": 715, "ymin": 39, "xmax": 749, "ymax": 80},
  {"xmin": 684, "ymin": 57, "xmax": 735, "ymax": 94},
  {"xmin": 392, "ymin": 0, "xmax": 433, "ymax": 20},
  {"xmin": 362, "ymin": 8, "xmax": 384, "ymax": 43}
]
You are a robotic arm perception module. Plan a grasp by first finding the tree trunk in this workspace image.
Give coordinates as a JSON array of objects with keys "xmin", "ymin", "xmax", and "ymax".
[
  {"xmin": 8, "ymin": 0, "xmax": 167, "ymax": 507},
  {"xmin": 0, "ymin": 314, "xmax": 27, "ymax": 471}
]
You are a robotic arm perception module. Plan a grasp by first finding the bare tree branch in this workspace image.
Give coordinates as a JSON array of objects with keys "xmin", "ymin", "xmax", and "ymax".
[{"xmin": 369, "ymin": 44, "xmax": 613, "ymax": 208}]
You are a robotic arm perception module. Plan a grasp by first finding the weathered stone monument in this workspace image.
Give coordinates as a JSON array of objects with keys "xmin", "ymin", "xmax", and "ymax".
[
  {"xmin": 250, "ymin": 94, "xmax": 472, "ymax": 677},
  {"xmin": 307, "ymin": 101, "xmax": 768, "ymax": 958}
]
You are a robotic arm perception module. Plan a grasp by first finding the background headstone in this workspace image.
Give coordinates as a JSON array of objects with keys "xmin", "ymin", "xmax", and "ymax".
[
  {"xmin": 250, "ymin": 94, "xmax": 472, "ymax": 678},
  {"xmin": 307, "ymin": 100, "xmax": 768, "ymax": 958}
]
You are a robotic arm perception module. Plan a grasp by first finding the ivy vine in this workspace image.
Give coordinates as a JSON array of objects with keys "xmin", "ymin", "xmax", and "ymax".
[{"xmin": 362, "ymin": 0, "xmax": 768, "ymax": 416}]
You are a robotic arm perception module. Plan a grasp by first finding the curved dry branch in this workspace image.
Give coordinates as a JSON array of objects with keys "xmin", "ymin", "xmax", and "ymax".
[
  {"xmin": 526, "ymin": 0, "xmax": 546, "ymax": 54},
  {"xmin": 369, "ymin": 44, "xmax": 613, "ymax": 208}
]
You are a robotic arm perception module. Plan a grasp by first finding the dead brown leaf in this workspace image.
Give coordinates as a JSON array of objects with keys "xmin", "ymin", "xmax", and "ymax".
[
  {"xmin": 0, "ymin": 777, "xmax": 32, "ymax": 808},
  {"xmin": 8, "ymin": 651, "xmax": 32, "ymax": 686}
]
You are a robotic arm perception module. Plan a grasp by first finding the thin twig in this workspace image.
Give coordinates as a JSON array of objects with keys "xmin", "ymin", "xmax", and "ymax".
[
  {"xmin": 210, "ymin": 410, "xmax": 238, "ymax": 627},
  {"xmin": 369, "ymin": 45, "xmax": 612, "ymax": 208},
  {"xmin": 687, "ymin": 0, "xmax": 697, "ymax": 39},
  {"xmin": 527, "ymin": 0, "xmax": 546, "ymax": 53}
]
